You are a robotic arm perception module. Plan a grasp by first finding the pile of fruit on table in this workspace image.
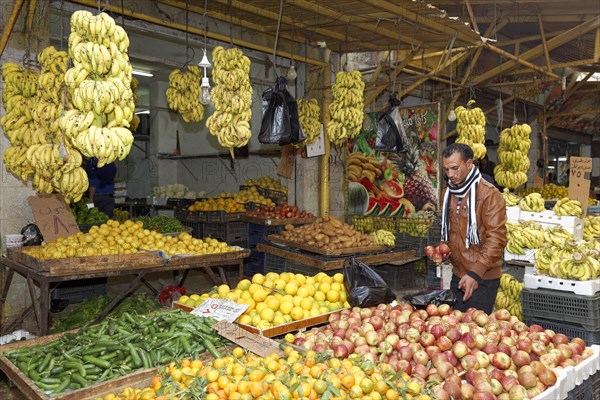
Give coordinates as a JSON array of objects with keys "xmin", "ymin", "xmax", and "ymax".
[
  {"xmin": 243, "ymin": 176, "xmax": 288, "ymax": 194},
  {"xmin": 187, "ymin": 197, "xmax": 245, "ymax": 212},
  {"xmin": 244, "ymin": 204, "xmax": 315, "ymax": 220},
  {"xmin": 178, "ymin": 271, "xmax": 349, "ymax": 330},
  {"xmin": 22, "ymin": 220, "xmax": 236, "ymax": 258}
]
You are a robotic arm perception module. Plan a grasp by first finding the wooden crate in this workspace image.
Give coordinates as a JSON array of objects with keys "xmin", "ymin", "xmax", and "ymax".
[
  {"xmin": 240, "ymin": 215, "xmax": 317, "ymax": 226},
  {"xmin": 266, "ymin": 235, "xmax": 391, "ymax": 256},
  {"xmin": 165, "ymin": 248, "xmax": 250, "ymax": 267},
  {"xmin": 6, "ymin": 247, "xmax": 164, "ymax": 276}
]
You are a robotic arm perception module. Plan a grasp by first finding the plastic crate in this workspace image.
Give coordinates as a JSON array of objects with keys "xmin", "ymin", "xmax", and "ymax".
[
  {"xmin": 179, "ymin": 220, "xmax": 203, "ymax": 239},
  {"xmin": 522, "ymin": 288, "xmax": 600, "ymax": 330},
  {"xmin": 264, "ymin": 253, "xmax": 286, "ymax": 274},
  {"xmin": 525, "ymin": 317, "xmax": 600, "ymax": 345},
  {"xmin": 427, "ymin": 266, "xmax": 442, "ymax": 289},
  {"xmin": 244, "ymin": 251, "xmax": 265, "ymax": 277},
  {"xmin": 566, "ymin": 371, "xmax": 600, "ymax": 400},
  {"xmin": 207, "ymin": 211, "xmax": 243, "ymax": 222},
  {"xmin": 202, "ymin": 221, "xmax": 248, "ymax": 244},
  {"xmin": 247, "ymin": 223, "xmax": 284, "ymax": 248},
  {"xmin": 166, "ymin": 198, "xmax": 196, "ymax": 209},
  {"xmin": 175, "ymin": 209, "xmax": 209, "ymax": 223},
  {"xmin": 395, "ymin": 232, "xmax": 426, "ymax": 257},
  {"xmin": 51, "ymin": 278, "xmax": 107, "ymax": 304}
]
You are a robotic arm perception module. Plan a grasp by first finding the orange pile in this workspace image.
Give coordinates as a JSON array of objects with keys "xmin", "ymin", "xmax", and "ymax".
[{"xmin": 188, "ymin": 197, "xmax": 245, "ymax": 212}]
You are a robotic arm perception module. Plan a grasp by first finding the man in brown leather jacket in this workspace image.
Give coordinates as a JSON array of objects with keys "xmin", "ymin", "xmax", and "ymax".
[{"xmin": 441, "ymin": 143, "xmax": 507, "ymax": 313}]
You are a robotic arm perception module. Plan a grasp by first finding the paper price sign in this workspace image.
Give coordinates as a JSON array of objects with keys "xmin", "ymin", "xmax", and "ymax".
[{"xmin": 191, "ymin": 298, "xmax": 248, "ymax": 322}]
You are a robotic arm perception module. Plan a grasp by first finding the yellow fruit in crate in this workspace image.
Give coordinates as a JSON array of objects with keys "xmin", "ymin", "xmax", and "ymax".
[
  {"xmin": 274, "ymin": 278, "xmax": 286, "ymax": 290},
  {"xmin": 238, "ymin": 315, "xmax": 252, "ymax": 325},
  {"xmin": 262, "ymin": 280, "xmax": 274, "ymax": 289},
  {"xmin": 248, "ymin": 283, "xmax": 260, "ymax": 295},
  {"xmin": 314, "ymin": 291, "xmax": 326, "ymax": 302},
  {"xmin": 306, "ymin": 276, "xmax": 315, "ymax": 285},
  {"xmin": 296, "ymin": 287, "xmax": 309, "ymax": 298},
  {"xmin": 279, "ymin": 301, "xmax": 293, "ymax": 315},
  {"xmin": 292, "ymin": 296, "xmax": 302, "ymax": 307},
  {"xmin": 252, "ymin": 288, "xmax": 268, "ymax": 302},
  {"xmin": 295, "ymin": 274, "xmax": 307, "ymax": 284},
  {"xmin": 305, "ymin": 284, "xmax": 316, "ymax": 296},
  {"xmin": 265, "ymin": 272, "xmax": 279, "ymax": 281},
  {"xmin": 252, "ymin": 273, "xmax": 266, "ymax": 284},
  {"xmin": 189, "ymin": 294, "xmax": 201, "ymax": 301},
  {"xmin": 266, "ymin": 297, "xmax": 280, "ymax": 311},
  {"xmin": 259, "ymin": 308, "xmax": 274, "ymax": 322},
  {"xmin": 319, "ymin": 282, "xmax": 331, "ymax": 293},
  {"xmin": 178, "ymin": 295, "xmax": 190, "ymax": 305},
  {"xmin": 255, "ymin": 302, "xmax": 267, "ymax": 314},
  {"xmin": 319, "ymin": 306, "xmax": 330, "ymax": 314},
  {"xmin": 273, "ymin": 315, "xmax": 286, "ymax": 326},
  {"xmin": 284, "ymin": 281, "xmax": 298, "ymax": 295},
  {"xmin": 290, "ymin": 306, "xmax": 304, "ymax": 321},
  {"xmin": 300, "ymin": 297, "xmax": 314, "ymax": 311},
  {"xmin": 331, "ymin": 282, "xmax": 342, "ymax": 292},
  {"xmin": 240, "ymin": 291, "xmax": 251, "ymax": 300},
  {"xmin": 327, "ymin": 291, "xmax": 340, "ymax": 303},
  {"xmin": 333, "ymin": 273, "xmax": 344, "ymax": 283},
  {"xmin": 217, "ymin": 284, "xmax": 230, "ymax": 296}
]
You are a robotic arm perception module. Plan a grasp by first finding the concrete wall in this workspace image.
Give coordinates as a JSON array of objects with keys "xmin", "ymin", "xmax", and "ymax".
[{"xmin": 0, "ymin": 0, "xmax": 50, "ymax": 332}]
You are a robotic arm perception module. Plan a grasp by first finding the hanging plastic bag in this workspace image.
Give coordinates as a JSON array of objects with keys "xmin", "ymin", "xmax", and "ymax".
[
  {"xmin": 375, "ymin": 94, "xmax": 409, "ymax": 152},
  {"xmin": 259, "ymin": 76, "xmax": 305, "ymax": 145},
  {"xmin": 343, "ymin": 257, "xmax": 396, "ymax": 307},
  {"xmin": 21, "ymin": 224, "xmax": 43, "ymax": 246},
  {"xmin": 404, "ymin": 289, "xmax": 456, "ymax": 308}
]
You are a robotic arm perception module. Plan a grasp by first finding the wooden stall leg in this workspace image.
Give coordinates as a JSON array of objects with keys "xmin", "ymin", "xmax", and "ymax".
[
  {"xmin": 1, "ymin": 306, "xmax": 34, "ymax": 336},
  {"xmin": 26, "ymin": 275, "xmax": 41, "ymax": 335},
  {"xmin": 173, "ymin": 269, "xmax": 190, "ymax": 287},
  {"xmin": 90, "ymin": 272, "xmax": 146, "ymax": 325},
  {"xmin": 139, "ymin": 276, "xmax": 159, "ymax": 295},
  {"xmin": 0, "ymin": 268, "xmax": 15, "ymax": 335},
  {"xmin": 39, "ymin": 281, "xmax": 50, "ymax": 336},
  {"xmin": 217, "ymin": 267, "xmax": 229, "ymax": 286},
  {"xmin": 202, "ymin": 266, "xmax": 221, "ymax": 286}
]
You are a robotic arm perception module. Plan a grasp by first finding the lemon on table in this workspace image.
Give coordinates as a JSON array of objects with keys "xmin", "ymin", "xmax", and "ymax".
[
  {"xmin": 178, "ymin": 295, "xmax": 190, "ymax": 305},
  {"xmin": 260, "ymin": 307, "xmax": 274, "ymax": 322},
  {"xmin": 217, "ymin": 284, "xmax": 230, "ymax": 296},
  {"xmin": 284, "ymin": 281, "xmax": 298, "ymax": 295},
  {"xmin": 290, "ymin": 306, "xmax": 304, "ymax": 321},
  {"xmin": 279, "ymin": 301, "xmax": 293, "ymax": 315}
]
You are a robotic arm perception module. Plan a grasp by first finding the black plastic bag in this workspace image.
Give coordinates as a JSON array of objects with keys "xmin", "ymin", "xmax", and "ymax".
[
  {"xmin": 404, "ymin": 289, "xmax": 456, "ymax": 308},
  {"xmin": 258, "ymin": 76, "xmax": 305, "ymax": 145},
  {"xmin": 375, "ymin": 95, "xmax": 409, "ymax": 153},
  {"xmin": 21, "ymin": 224, "xmax": 43, "ymax": 246},
  {"xmin": 343, "ymin": 257, "xmax": 396, "ymax": 307}
]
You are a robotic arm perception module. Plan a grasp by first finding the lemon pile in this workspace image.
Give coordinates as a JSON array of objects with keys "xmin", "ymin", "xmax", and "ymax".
[
  {"xmin": 23, "ymin": 220, "xmax": 235, "ymax": 259},
  {"xmin": 179, "ymin": 272, "xmax": 349, "ymax": 329}
]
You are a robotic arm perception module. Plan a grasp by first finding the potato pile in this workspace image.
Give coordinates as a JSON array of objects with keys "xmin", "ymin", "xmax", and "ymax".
[{"xmin": 280, "ymin": 216, "xmax": 373, "ymax": 251}]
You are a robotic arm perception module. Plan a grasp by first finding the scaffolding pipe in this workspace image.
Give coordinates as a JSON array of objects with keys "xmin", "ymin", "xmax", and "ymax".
[
  {"xmin": 319, "ymin": 48, "xmax": 332, "ymax": 216},
  {"xmin": 0, "ymin": 0, "xmax": 26, "ymax": 58}
]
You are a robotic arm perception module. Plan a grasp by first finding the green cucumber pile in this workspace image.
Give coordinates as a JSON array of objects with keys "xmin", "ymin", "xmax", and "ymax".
[
  {"xmin": 4, "ymin": 310, "xmax": 228, "ymax": 396},
  {"xmin": 133, "ymin": 215, "xmax": 188, "ymax": 234}
]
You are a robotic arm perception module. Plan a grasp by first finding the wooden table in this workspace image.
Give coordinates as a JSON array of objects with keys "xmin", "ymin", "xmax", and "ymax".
[
  {"xmin": 256, "ymin": 242, "xmax": 420, "ymax": 271},
  {"xmin": 0, "ymin": 249, "xmax": 249, "ymax": 336}
]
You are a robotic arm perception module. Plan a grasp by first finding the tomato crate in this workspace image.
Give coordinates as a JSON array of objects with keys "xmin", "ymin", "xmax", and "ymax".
[
  {"xmin": 521, "ymin": 288, "xmax": 600, "ymax": 331},
  {"xmin": 247, "ymin": 223, "xmax": 284, "ymax": 248},
  {"xmin": 202, "ymin": 221, "xmax": 248, "ymax": 245},
  {"xmin": 525, "ymin": 317, "xmax": 600, "ymax": 345},
  {"xmin": 566, "ymin": 370, "xmax": 600, "ymax": 400}
]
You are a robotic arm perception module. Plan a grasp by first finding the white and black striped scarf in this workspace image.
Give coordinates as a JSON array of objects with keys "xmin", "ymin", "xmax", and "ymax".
[{"xmin": 441, "ymin": 166, "xmax": 481, "ymax": 248}]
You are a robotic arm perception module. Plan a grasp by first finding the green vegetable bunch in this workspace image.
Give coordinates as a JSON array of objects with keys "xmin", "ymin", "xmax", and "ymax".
[
  {"xmin": 133, "ymin": 215, "xmax": 187, "ymax": 234},
  {"xmin": 71, "ymin": 198, "xmax": 109, "ymax": 225}
]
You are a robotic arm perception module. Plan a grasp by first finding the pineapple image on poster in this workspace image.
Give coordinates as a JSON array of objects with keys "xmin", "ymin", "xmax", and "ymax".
[{"xmin": 347, "ymin": 103, "xmax": 440, "ymax": 217}]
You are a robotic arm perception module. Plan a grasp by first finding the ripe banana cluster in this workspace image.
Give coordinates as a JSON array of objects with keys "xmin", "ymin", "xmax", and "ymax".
[
  {"xmin": 505, "ymin": 221, "xmax": 545, "ymax": 254},
  {"xmin": 494, "ymin": 124, "xmax": 532, "ymax": 189},
  {"xmin": 370, "ymin": 229, "xmax": 396, "ymax": 246},
  {"xmin": 553, "ymin": 197, "xmax": 583, "ymax": 218},
  {"xmin": 536, "ymin": 243, "xmax": 600, "ymax": 281},
  {"xmin": 584, "ymin": 216, "xmax": 600, "ymax": 241},
  {"xmin": 37, "ymin": 46, "xmax": 68, "ymax": 104},
  {"xmin": 502, "ymin": 188, "xmax": 521, "ymax": 206},
  {"xmin": 328, "ymin": 71, "xmax": 364, "ymax": 146},
  {"xmin": 64, "ymin": 10, "xmax": 134, "ymax": 167},
  {"xmin": 495, "ymin": 274, "xmax": 523, "ymax": 320},
  {"xmin": 296, "ymin": 98, "xmax": 321, "ymax": 146},
  {"xmin": 129, "ymin": 77, "xmax": 140, "ymax": 131},
  {"xmin": 454, "ymin": 100, "xmax": 486, "ymax": 160},
  {"xmin": 518, "ymin": 192, "xmax": 545, "ymax": 212},
  {"xmin": 205, "ymin": 46, "xmax": 252, "ymax": 156},
  {"xmin": 1, "ymin": 63, "xmax": 38, "ymax": 182},
  {"xmin": 165, "ymin": 65, "xmax": 204, "ymax": 122},
  {"xmin": 543, "ymin": 225, "xmax": 575, "ymax": 247}
]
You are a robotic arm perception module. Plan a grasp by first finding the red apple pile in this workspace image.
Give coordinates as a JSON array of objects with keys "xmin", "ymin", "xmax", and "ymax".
[
  {"xmin": 295, "ymin": 303, "xmax": 594, "ymax": 400},
  {"xmin": 245, "ymin": 204, "xmax": 314, "ymax": 219},
  {"xmin": 425, "ymin": 242, "xmax": 450, "ymax": 264}
]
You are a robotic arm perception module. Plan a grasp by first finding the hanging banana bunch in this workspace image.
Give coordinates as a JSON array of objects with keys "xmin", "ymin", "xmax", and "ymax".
[
  {"xmin": 454, "ymin": 99, "xmax": 486, "ymax": 160},
  {"xmin": 494, "ymin": 123, "xmax": 531, "ymax": 189},
  {"xmin": 129, "ymin": 76, "xmax": 141, "ymax": 131},
  {"xmin": 296, "ymin": 98, "xmax": 321, "ymax": 146},
  {"xmin": 1, "ymin": 62, "xmax": 38, "ymax": 182},
  {"xmin": 205, "ymin": 46, "xmax": 253, "ymax": 157},
  {"xmin": 165, "ymin": 65, "xmax": 204, "ymax": 123},
  {"xmin": 328, "ymin": 70, "xmax": 364, "ymax": 146},
  {"xmin": 63, "ymin": 10, "xmax": 134, "ymax": 170}
]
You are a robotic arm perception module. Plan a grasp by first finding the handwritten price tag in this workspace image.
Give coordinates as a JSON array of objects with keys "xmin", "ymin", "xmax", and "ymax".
[{"xmin": 191, "ymin": 298, "xmax": 248, "ymax": 322}]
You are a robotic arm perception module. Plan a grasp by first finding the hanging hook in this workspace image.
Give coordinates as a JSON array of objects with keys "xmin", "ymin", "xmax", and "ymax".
[{"xmin": 97, "ymin": 0, "xmax": 109, "ymax": 13}]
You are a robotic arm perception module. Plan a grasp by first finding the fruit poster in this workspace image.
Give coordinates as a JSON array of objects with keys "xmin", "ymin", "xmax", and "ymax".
[{"xmin": 347, "ymin": 103, "xmax": 440, "ymax": 217}]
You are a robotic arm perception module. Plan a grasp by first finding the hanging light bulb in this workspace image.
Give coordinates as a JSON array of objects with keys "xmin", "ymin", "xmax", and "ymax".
[
  {"xmin": 199, "ymin": 76, "xmax": 211, "ymax": 105},
  {"xmin": 198, "ymin": 49, "xmax": 212, "ymax": 105},
  {"xmin": 287, "ymin": 64, "xmax": 297, "ymax": 81},
  {"xmin": 448, "ymin": 109, "xmax": 456, "ymax": 121}
]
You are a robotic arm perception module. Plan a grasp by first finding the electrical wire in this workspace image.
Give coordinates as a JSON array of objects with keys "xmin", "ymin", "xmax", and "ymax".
[{"xmin": 270, "ymin": 0, "xmax": 284, "ymax": 78}]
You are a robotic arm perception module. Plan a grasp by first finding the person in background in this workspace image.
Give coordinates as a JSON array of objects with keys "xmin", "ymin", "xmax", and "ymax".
[
  {"xmin": 84, "ymin": 158, "xmax": 117, "ymax": 218},
  {"xmin": 441, "ymin": 143, "xmax": 507, "ymax": 313}
]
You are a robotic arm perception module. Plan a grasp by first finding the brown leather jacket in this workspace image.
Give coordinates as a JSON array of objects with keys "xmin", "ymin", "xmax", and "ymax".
[{"xmin": 446, "ymin": 179, "xmax": 507, "ymax": 281}]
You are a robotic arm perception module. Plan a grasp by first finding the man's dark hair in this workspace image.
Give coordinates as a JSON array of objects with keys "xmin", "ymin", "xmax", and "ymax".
[{"xmin": 442, "ymin": 143, "xmax": 474, "ymax": 162}]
